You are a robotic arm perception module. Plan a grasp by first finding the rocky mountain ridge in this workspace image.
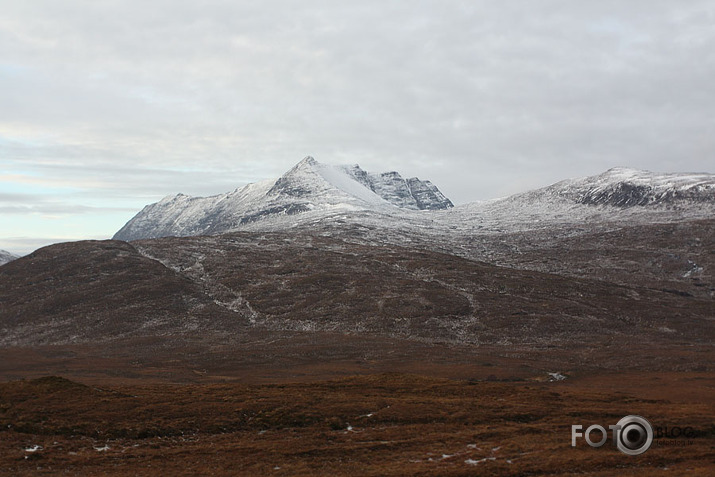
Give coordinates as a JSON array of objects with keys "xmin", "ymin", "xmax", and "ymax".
[{"xmin": 113, "ymin": 157, "xmax": 452, "ymax": 241}]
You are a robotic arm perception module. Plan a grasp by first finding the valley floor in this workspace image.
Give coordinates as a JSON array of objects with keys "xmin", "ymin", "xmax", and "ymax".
[{"xmin": 0, "ymin": 366, "xmax": 713, "ymax": 476}]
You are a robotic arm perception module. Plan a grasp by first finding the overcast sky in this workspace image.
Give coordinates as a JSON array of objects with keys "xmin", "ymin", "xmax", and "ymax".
[{"xmin": 2, "ymin": 1, "xmax": 714, "ymax": 254}]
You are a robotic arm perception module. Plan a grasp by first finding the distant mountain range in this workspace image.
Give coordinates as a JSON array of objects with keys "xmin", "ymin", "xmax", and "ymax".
[{"xmin": 114, "ymin": 158, "xmax": 715, "ymax": 242}]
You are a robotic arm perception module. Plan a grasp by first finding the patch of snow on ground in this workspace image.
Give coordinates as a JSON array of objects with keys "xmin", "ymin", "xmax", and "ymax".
[
  {"xmin": 548, "ymin": 372, "xmax": 567, "ymax": 381},
  {"xmin": 465, "ymin": 457, "xmax": 496, "ymax": 465}
]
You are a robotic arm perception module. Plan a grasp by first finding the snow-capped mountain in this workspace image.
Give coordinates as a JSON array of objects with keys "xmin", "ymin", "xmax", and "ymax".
[
  {"xmin": 518, "ymin": 167, "xmax": 715, "ymax": 207},
  {"xmin": 115, "ymin": 160, "xmax": 714, "ymax": 243},
  {"xmin": 439, "ymin": 167, "xmax": 715, "ymax": 234},
  {"xmin": 0, "ymin": 250, "xmax": 18, "ymax": 266},
  {"xmin": 113, "ymin": 157, "xmax": 452, "ymax": 241}
]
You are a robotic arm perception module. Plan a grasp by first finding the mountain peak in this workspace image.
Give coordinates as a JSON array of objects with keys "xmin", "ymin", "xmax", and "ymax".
[
  {"xmin": 291, "ymin": 156, "xmax": 319, "ymax": 171},
  {"xmin": 113, "ymin": 157, "xmax": 453, "ymax": 241},
  {"xmin": 604, "ymin": 166, "xmax": 642, "ymax": 173}
]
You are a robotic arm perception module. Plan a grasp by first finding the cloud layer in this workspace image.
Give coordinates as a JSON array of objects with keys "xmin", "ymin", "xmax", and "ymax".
[{"xmin": 2, "ymin": 1, "xmax": 714, "ymax": 253}]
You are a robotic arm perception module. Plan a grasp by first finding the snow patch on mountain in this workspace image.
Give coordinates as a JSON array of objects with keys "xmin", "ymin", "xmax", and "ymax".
[{"xmin": 316, "ymin": 162, "xmax": 391, "ymax": 207}]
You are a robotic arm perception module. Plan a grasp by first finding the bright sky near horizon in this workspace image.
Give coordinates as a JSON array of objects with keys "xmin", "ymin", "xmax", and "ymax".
[{"xmin": 2, "ymin": 1, "xmax": 714, "ymax": 255}]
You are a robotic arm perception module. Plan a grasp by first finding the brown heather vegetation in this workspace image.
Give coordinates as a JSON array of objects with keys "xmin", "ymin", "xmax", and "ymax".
[{"xmin": 0, "ymin": 373, "xmax": 713, "ymax": 476}]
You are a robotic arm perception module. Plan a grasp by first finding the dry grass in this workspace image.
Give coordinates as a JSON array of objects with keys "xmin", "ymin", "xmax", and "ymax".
[{"xmin": 0, "ymin": 373, "xmax": 713, "ymax": 476}]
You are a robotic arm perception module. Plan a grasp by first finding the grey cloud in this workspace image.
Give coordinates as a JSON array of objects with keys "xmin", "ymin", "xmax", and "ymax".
[
  {"xmin": 1, "ymin": 0, "xmax": 713, "ymax": 212},
  {"xmin": 0, "ymin": 236, "xmax": 102, "ymax": 257},
  {"xmin": 0, "ymin": 192, "xmax": 136, "ymax": 216}
]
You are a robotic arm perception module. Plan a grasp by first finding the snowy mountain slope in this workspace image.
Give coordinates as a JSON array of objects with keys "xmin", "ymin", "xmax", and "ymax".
[
  {"xmin": 0, "ymin": 250, "xmax": 18, "ymax": 266},
  {"xmin": 439, "ymin": 167, "xmax": 715, "ymax": 233},
  {"xmin": 115, "ymin": 160, "xmax": 713, "ymax": 243},
  {"xmin": 114, "ymin": 157, "xmax": 452, "ymax": 241},
  {"xmin": 517, "ymin": 167, "xmax": 715, "ymax": 207}
]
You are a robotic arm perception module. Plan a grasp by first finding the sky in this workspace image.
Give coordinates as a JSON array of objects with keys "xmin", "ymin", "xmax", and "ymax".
[{"xmin": 1, "ymin": 1, "xmax": 714, "ymax": 255}]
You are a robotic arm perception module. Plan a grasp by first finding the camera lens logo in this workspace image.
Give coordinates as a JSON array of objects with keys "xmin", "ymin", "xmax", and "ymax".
[
  {"xmin": 615, "ymin": 415, "xmax": 653, "ymax": 456},
  {"xmin": 571, "ymin": 414, "xmax": 654, "ymax": 455}
]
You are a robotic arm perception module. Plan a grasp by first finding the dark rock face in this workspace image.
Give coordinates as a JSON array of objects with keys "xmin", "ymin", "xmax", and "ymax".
[
  {"xmin": 367, "ymin": 171, "xmax": 453, "ymax": 210},
  {"xmin": 370, "ymin": 171, "xmax": 411, "ymax": 207},
  {"xmin": 578, "ymin": 183, "xmax": 654, "ymax": 207},
  {"xmin": 577, "ymin": 182, "xmax": 715, "ymax": 207},
  {"xmin": 344, "ymin": 164, "xmax": 374, "ymax": 191},
  {"xmin": 406, "ymin": 178, "xmax": 454, "ymax": 210},
  {"xmin": 236, "ymin": 203, "xmax": 311, "ymax": 225}
]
